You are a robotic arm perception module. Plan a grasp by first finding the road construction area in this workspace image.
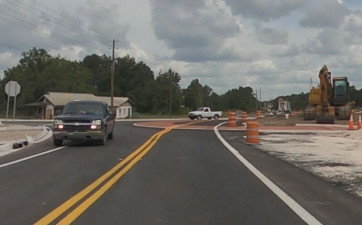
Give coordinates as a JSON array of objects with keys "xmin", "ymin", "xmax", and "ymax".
[
  {"xmin": 1, "ymin": 114, "xmax": 361, "ymax": 199},
  {"xmin": 135, "ymin": 112, "xmax": 362, "ymax": 199},
  {"xmin": 255, "ymin": 114, "xmax": 362, "ymax": 199}
]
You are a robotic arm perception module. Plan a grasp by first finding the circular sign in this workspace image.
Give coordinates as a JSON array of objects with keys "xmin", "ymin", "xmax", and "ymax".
[{"xmin": 5, "ymin": 81, "xmax": 21, "ymax": 97}]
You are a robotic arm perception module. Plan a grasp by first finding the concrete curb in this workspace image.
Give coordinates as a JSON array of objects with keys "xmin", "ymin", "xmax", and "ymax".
[{"xmin": 0, "ymin": 126, "xmax": 52, "ymax": 156}]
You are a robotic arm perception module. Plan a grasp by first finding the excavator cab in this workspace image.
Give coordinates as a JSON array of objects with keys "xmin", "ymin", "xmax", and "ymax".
[
  {"xmin": 332, "ymin": 77, "xmax": 349, "ymax": 106},
  {"xmin": 332, "ymin": 77, "xmax": 351, "ymax": 120}
]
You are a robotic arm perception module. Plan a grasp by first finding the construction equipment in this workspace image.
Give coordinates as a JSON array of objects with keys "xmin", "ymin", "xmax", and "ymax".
[{"xmin": 304, "ymin": 65, "xmax": 353, "ymax": 124}]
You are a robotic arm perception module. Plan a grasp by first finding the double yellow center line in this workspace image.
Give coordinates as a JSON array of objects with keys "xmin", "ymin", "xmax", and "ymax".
[{"xmin": 35, "ymin": 122, "xmax": 197, "ymax": 225}]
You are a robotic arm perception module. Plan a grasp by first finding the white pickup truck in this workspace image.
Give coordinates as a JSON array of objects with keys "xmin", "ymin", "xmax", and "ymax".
[{"xmin": 188, "ymin": 107, "xmax": 222, "ymax": 120}]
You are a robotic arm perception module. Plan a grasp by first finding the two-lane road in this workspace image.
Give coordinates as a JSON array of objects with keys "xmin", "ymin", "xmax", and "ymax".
[{"xmin": 0, "ymin": 121, "xmax": 361, "ymax": 224}]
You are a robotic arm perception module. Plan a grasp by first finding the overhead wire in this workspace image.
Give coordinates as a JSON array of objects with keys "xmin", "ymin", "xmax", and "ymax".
[
  {"xmin": 8, "ymin": 0, "xmax": 107, "ymax": 44},
  {"xmin": 0, "ymin": 0, "xmax": 111, "ymax": 52},
  {"xmin": 0, "ymin": 5, "xmax": 83, "ymax": 46}
]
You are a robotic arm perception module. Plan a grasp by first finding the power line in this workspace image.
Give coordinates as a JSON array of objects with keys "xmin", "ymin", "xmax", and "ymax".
[
  {"xmin": 0, "ymin": 0, "xmax": 114, "ymax": 55},
  {"xmin": 0, "ymin": 7, "xmax": 82, "ymax": 46},
  {"xmin": 9, "ymin": 0, "xmax": 110, "ymax": 44},
  {"xmin": 0, "ymin": 41, "xmax": 22, "ymax": 50}
]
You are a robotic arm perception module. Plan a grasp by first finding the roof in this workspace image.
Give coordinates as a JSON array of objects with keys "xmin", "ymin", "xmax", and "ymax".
[
  {"xmin": 37, "ymin": 92, "xmax": 130, "ymax": 107},
  {"xmin": 94, "ymin": 96, "xmax": 130, "ymax": 106}
]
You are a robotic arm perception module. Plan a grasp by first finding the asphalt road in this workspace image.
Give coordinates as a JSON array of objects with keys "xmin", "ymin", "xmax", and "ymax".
[{"xmin": 0, "ymin": 121, "xmax": 361, "ymax": 224}]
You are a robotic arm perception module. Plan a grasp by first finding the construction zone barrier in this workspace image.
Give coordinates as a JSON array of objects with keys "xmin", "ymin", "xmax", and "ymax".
[
  {"xmin": 257, "ymin": 111, "xmax": 262, "ymax": 119},
  {"xmin": 246, "ymin": 120, "xmax": 259, "ymax": 144},
  {"xmin": 241, "ymin": 111, "xmax": 248, "ymax": 123},
  {"xmin": 228, "ymin": 111, "xmax": 237, "ymax": 127},
  {"xmin": 348, "ymin": 113, "xmax": 354, "ymax": 130}
]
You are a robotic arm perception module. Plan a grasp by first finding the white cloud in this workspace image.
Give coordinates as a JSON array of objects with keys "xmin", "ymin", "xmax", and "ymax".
[
  {"xmin": 1, "ymin": 0, "xmax": 362, "ymax": 100},
  {"xmin": 249, "ymin": 60, "xmax": 277, "ymax": 73},
  {"xmin": 0, "ymin": 51, "xmax": 19, "ymax": 79},
  {"xmin": 49, "ymin": 46, "xmax": 85, "ymax": 61},
  {"xmin": 116, "ymin": 42, "xmax": 149, "ymax": 61}
]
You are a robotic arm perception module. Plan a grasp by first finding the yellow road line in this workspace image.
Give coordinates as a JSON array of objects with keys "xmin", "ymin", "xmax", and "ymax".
[
  {"xmin": 34, "ymin": 132, "xmax": 162, "ymax": 225},
  {"xmin": 35, "ymin": 121, "xmax": 195, "ymax": 225},
  {"xmin": 57, "ymin": 128, "xmax": 171, "ymax": 224}
]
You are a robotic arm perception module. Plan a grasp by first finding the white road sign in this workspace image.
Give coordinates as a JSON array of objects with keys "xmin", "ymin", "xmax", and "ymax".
[{"xmin": 5, "ymin": 81, "xmax": 21, "ymax": 97}]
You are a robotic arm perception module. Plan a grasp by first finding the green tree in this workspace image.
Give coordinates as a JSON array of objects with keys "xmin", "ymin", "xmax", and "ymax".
[
  {"xmin": 82, "ymin": 54, "xmax": 112, "ymax": 95},
  {"xmin": 153, "ymin": 69, "xmax": 182, "ymax": 115},
  {"xmin": 350, "ymin": 86, "xmax": 362, "ymax": 106},
  {"xmin": 184, "ymin": 79, "xmax": 203, "ymax": 110},
  {"xmin": 0, "ymin": 48, "xmax": 94, "ymax": 111},
  {"xmin": 220, "ymin": 86, "xmax": 255, "ymax": 111}
]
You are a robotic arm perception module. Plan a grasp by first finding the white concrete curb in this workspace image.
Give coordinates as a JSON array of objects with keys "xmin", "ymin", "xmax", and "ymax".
[{"xmin": 0, "ymin": 126, "xmax": 52, "ymax": 156}]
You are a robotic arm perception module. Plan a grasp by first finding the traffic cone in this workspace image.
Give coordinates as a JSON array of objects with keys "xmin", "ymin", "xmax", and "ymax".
[
  {"xmin": 348, "ymin": 113, "xmax": 354, "ymax": 130},
  {"xmin": 358, "ymin": 113, "xmax": 362, "ymax": 130}
]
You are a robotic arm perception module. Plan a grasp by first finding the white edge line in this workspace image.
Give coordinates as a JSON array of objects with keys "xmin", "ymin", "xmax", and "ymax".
[
  {"xmin": 0, "ymin": 146, "xmax": 66, "ymax": 169},
  {"xmin": 214, "ymin": 122, "xmax": 322, "ymax": 225}
]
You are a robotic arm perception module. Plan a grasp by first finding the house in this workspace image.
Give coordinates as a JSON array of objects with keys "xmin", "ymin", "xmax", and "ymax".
[{"xmin": 29, "ymin": 92, "xmax": 132, "ymax": 119}]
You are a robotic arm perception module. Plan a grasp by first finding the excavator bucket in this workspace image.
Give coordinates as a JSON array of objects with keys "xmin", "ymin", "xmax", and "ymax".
[
  {"xmin": 316, "ymin": 114, "xmax": 335, "ymax": 124},
  {"xmin": 316, "ymin": 105, "xmax": 335, "ymax": 124}
]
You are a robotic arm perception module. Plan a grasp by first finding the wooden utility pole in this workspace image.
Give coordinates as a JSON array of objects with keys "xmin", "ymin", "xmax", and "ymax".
[{"xmin": 111, "ymin": 40, "xmax": 115, "ymax": 110}]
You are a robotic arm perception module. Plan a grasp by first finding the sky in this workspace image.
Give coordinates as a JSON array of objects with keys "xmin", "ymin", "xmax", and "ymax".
[{"xmin": 1, "ymin": 0, "xmax": 362, "ymax": 101}]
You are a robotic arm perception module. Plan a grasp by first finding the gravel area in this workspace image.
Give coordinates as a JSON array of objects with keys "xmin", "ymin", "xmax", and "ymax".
[{"xmin": 254, "ymin": 113, "xmax": 362, "ymax": 198}]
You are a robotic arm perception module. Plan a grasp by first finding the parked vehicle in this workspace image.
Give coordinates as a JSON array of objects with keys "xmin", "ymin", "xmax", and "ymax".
[
  {"xmin": 188, "ymin": 107, "xmax": 222, "ymax": 120},
  {"xmin": 52, "ymin": 100, "xmax": 115, "ymax": 146}
]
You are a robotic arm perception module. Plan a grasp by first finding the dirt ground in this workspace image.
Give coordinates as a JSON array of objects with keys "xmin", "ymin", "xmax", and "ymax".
[
  {"xmin": 252, "ymin": 112, "xmax": 362, "ymax": 198},
  {"xmin": 256, "ymin": 111, "xmax": 350, "ymax": 127}
]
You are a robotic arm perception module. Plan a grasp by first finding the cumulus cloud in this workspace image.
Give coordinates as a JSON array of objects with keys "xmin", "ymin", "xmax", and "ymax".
[
  {"xmin": 302, "ymin": 28, "xmax": 346, "ymax": 55},
  {"xmin": 0, "ymin": 51, "xmax": 19, "ymax": 78},
  {"xmin": 299, "ymin": 0, "xmax": 350, "ymax": 28},
  {"xmin": 342, "ymin": 12, "xmax": 362, "ymax": 45},
  {"xmin": 271, "ymin": 43, "xmax": 300, "ymax": 57},
  {"xmin": 225, "ymin": 0, "xmax": 308, "ymax": 21},
  {"xmin": 49, "ymin": 46, "xmax": 85, "ymax": 61},
  {"xmin": 150, "ymin": 0, "xmax": 242, "ymax": 62},
  {"xmin": 255, "ymin": 27, "xmax": 288, "ymax": 45},
  {"xmin": 116, "ymin": 42, "xmax": 149, "ymax": 61},
  {"xmin": 1, "ymin": 0, "xmax": 362, "ymax": 100},
  {"xmin": 248, "ymin": 60, "xmax": 277, "ymax": 74}
]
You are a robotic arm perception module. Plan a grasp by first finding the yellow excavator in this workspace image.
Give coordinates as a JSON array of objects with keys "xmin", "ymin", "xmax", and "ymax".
[{"xmin": 304, "ymin": 65, "xmax": 353, "ymax": 124}]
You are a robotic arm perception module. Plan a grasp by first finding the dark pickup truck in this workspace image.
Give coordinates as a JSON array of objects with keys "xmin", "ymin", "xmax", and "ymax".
[{"xmin": 52, "ymin": 100, "xmax": 115, "ymax": 146}]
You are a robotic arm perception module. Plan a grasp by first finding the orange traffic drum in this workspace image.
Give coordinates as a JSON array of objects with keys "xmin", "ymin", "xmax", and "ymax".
[
  {"xmin": 228, "ymin": 111, "xmax": 236, "ymax": 127},
  {"xmin": 246, "ymin": 120, "xmax": 259, "ymax": 144}
]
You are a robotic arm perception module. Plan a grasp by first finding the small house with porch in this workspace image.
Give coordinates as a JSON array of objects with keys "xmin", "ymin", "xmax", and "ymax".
[{"xmin": 29, "ymin": 92, "xmax": 132, "ymax": 119}]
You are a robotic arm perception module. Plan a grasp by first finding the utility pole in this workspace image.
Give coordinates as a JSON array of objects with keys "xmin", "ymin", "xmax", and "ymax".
[
  {"xmin": 169, "ymin": 81, "xmax": 172, "ymax": 118},
  {"xmin": 111, "ymin": 40, "xmax": 115, "ymax": 110},
  {"xmin": 259, "ymin": 89, "xmax": 262, "ymax": 111}
]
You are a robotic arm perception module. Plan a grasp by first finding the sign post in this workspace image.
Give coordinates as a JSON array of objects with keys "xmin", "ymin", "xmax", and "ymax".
[{"xmin": 5, "ymin": 81, "xmax": 21, "ymax": 121}]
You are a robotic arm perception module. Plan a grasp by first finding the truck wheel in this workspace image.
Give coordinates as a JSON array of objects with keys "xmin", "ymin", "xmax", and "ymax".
[
  {"xmin": 197, "ymin": 115, "xmax": 202, "ymax": 120},
  {"xmin": 54, "ymin": 139, "xmax": 63, "ymax": 146},
  {"xmin": 108, "ymin": 129, "xmax": 114, "ymax": 139},
  {"xmin": 214, "ymin": 115, "xmax": 219, "ymax": 120},
  {"xmin": 100, "ymin": 130, "xmax": 107, "ymax": 145}
]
